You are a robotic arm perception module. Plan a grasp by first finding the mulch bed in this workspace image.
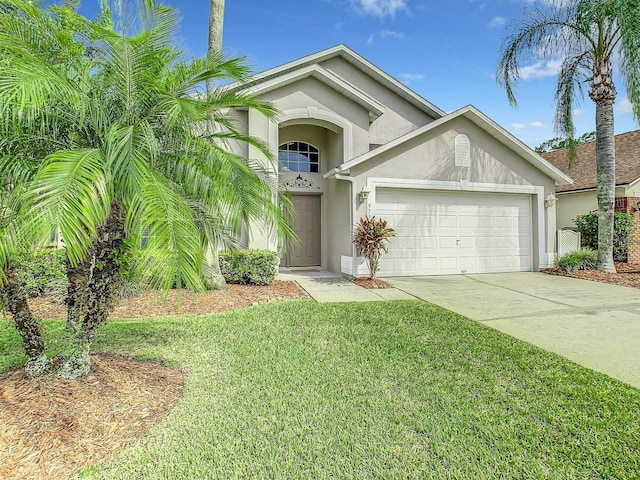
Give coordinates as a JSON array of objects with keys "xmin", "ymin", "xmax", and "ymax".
[
  {"xmin": 545, "ymin": 262, "xmax": 640, "ymax": 289},
  {"xmin": 352, "ymin": 277, "xmax": 394, "ymax": 289},
  {"xmin": 26, "ymin": 280, "xmax": 309, "ymax": 319},
  {"xmin": 1, "ymin": 280, "xmax": 309, "ymax": 480},
  {"xmin": 0, "ymin": 354, "xmax": 184, "ymax": 480}
]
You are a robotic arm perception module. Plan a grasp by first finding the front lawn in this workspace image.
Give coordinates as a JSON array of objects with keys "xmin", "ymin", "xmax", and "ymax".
[{"xmin": 2, "ymin": 300, "xmax": 639, "ymax": 478}]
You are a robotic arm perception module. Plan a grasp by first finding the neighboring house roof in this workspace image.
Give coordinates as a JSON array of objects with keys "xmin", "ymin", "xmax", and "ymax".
[
  {"xmin": 324, "ymin": 105, "xmax": 573, "ymax": 186},
  {"xmin": 542, "ymin": 130, "xmax": 640, "ymax": 193},
  {"xmin": 226, "ymin": 44, "xmax": 445, "ymax": 120}
]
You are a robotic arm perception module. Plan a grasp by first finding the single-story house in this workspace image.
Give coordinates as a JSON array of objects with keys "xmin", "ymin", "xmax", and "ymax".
[
  {"xmin": 229, "ymin": 45, "xmax": 572, "ymax": 277},
  {"xmin": 542, "ymin": 129, "xmax": 640, "ymax": 229}
]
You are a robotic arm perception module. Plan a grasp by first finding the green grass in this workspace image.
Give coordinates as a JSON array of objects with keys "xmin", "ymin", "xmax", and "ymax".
[{"xmin": 2, "ymin": 300, "xmax": 639, "ymax": 479}]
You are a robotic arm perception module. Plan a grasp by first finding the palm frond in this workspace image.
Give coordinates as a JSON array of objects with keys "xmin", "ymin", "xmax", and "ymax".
[{"xmin": 25, "ymin": 149, "xmax": 111, "ymax": 265}]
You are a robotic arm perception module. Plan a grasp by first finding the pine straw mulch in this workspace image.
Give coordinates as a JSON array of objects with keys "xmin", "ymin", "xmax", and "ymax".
[
  {"xmin": 0, "ymin": 354, "xmax": 184, "ymax": 480},
  {"xmin": 352, "ymin": 277, "xmax": 394, "ymax": 289},
  {"xmin": 545, "ymin": 262, "xmax": 640, "ymax": 289},
  {"xmin": 26, "ymin": 280, "xmax": 309, "ymax": 320},
  {"xmin": 1, "ymin": 280, "xmax": 309, "ymax": 480}
]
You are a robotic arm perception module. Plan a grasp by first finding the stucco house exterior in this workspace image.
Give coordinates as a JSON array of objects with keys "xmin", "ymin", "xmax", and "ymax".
[
  {"xmin": 230, "ymin": 45, "xmax": 572, "ymax": 277},
  {"xmin": 542, "ymin": 130, "xmax": 640, "ymax": 229}
]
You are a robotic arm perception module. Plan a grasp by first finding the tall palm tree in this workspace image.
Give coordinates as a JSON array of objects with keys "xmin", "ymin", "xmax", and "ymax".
[
  {"xmin": 497, "ymin": 0, "xmax": 640, "ymax": 272},
  {"xmin": 0, "ymin": 0, "xmax": 292, "ymax": 378},
  {"xmin": 209, "ymin": 0, "xmax": 225, "ymax": 55},
  {"xmin": 205, "ymin": 0, "xmax": 227, "ymax": 290}
]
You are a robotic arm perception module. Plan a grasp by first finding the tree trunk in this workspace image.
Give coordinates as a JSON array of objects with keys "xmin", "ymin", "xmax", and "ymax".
[
  {"xmin": 594, "ymin": 102, "xmax": 616, "ymax": 272},
  {"xmin": 59, "ymin": 205, "xmax": 127, "ymax": 379},
  {"xmin": 3, "ymin": 267, "xmax": 48, "ymax": 378},
  {"xmin": 205, "ymin": 0, "xmax": 227, "ymax": 290},
  {"xmin": 208, "ymin": 0, "xmax": 225, "ymax": 55},
  {"xmin": 589, "ymin": 58, "xmax": 617, "ymax": 273}
]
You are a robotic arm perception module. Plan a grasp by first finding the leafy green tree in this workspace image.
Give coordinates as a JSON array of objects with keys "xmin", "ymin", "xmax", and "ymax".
[
  {"xmin": 535, "ymin": 131, "xmax": 596, "ymax": 153},
  {"xmin": 0, "ymin": 0, "xmax": 292, "ymax": 378},
  {"xmin": 497, "ymin": 0, "xmax": 640, "ymax": 272},
  {"xmin": 0, "ymin": 0, "xmax": 88, "ymax": 378}
]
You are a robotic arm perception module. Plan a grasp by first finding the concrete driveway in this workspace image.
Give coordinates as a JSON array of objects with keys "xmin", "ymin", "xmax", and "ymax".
[{"xmin": 387, "ymin": 273, "xmax": 640, "ymax": 389}]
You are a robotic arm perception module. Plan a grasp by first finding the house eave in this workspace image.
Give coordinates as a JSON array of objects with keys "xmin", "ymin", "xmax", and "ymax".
[
  {"xmin": 244, "ymin": 64, "xmax": 385, "ymax": 121},
  {"xmin": 226, "ymin": 44, "xmax": 445, "ymax": 120},
  {"xmin": 335, "ymin": 105, "xmax": 573, "ymax": 186}
]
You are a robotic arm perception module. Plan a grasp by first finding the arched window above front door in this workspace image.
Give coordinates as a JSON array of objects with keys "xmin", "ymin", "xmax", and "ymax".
[{"xmin": 278, "ymin": 141, "xmax": 320, "ymax": 173}]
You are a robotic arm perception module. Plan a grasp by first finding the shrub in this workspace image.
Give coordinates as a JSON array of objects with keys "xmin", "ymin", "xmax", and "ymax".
[
  {"xmin": 353, "ymin": 216, "xmax": 396, "ymax": 279},
  {"xmin": 555, "ymin": 248, "xmax": 598, "ymax": 274},
  {"xmin": 574, "ymin": 212, "xmax": 635, "ymax": 262},
  {"xmin": 219, "ymin": 249, "xmax": 280, "ymax": 285},
  {"xmin": 11, "ymin": 249, "xmax": 68, "ymax": 299}
]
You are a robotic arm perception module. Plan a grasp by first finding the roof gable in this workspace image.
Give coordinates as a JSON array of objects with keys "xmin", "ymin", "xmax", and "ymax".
[
  {"xmin": 244, "ymin": 64, "xmax": 385, "ymax": 122},
  {"xmin": 229, "ymin": 45, "xmax": 444, "ymax": 120},
  {"xmin": 542, "ymin": 130, "xmax": 640, "ymax": 193},
  {"xmin": 324, "ymin": 105, "xmax": 572, "ymax": 186}
]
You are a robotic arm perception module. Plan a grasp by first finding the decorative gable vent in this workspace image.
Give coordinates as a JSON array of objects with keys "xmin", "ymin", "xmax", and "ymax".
[{"xmin": 455, "ymin": 134, "xmax": 470, "ymax": 167}]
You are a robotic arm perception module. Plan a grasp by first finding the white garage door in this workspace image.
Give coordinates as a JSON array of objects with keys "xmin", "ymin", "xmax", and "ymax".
[{"xmin": 374, "ymin": 189, "xmax": 532, "ymax": 276}]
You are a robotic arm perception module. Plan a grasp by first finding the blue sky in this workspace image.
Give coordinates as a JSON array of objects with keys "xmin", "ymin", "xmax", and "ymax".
[{"xmin": 72, "ymin": 0, "xmax": 638, "ymax": 148}]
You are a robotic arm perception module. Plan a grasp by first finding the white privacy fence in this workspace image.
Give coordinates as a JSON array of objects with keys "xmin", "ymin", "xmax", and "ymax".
[{"xmin": 557, "ymin": 229, "xmax": 581, "ymax": 257}]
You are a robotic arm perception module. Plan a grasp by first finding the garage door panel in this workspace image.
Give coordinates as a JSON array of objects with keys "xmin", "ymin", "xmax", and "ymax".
[
  {"xmin": 375, "ymin": 189, "xmax": 532, "ymax": 276},
  {"xmin": 439, "ymin": 257, "xmax": 458, "ymax": 271},
  {"xmin": 439, "ymin": 215, "xmax": 457, "ymax": 228},
  {"xmin": 416, "ymin": 237, "xmax": 437, "ymax": 249},
  {"xmin": 439, "ymin": 236, "xmax": 457, "ymax": 248},
  {"xmin": 417, "ymin": 257, "xmax": 437, "ymax": 271},
  {"xmin": 458, "ymin": 215, "xmax": 476, "ymax": 228}
]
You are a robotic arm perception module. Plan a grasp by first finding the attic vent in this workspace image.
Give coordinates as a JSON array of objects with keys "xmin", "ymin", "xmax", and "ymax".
[{"xmin": 455, "ymin": 134, "xmax": 470, "ymax": 167}]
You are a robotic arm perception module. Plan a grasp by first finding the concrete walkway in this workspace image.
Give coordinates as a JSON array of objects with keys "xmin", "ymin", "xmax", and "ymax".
[
  {"xmin": 387, "ymin": 273, "xmax": 640, "ymax": 389},
  {"xmin": 278, "ymin": 269, "xmax": 415, "ymax": 303}
]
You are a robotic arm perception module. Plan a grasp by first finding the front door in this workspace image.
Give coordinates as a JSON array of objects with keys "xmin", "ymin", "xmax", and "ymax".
[{"xmin": 288, "ymin": 195, "xmax": 321, "ymax": 267}]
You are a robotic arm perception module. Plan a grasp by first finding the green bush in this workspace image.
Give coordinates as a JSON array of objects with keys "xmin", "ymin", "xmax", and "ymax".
[
  {"xmin": 12, "ymin": 249, "xmax": 68, "ymax": 299},
  {"xmin": 219, "ymin": 249, "xmax": 280, "ymax": 285},
  {"xmin": 574, "ymin": 212, "xmax": 635, "ymax": 262},
  {"xmin": 555, "ymin": 248, "xmax": 598, "ymax": 274}
]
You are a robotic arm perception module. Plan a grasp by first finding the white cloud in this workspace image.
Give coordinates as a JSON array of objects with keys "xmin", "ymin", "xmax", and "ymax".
[
  {"xmin": 615, "ymin": 97, "xmax": 633, "ymax": 114},
  {"xmin": 572, "ymin": 108, "xmax": 586, "ymax": 116},
  {"xmin": 398, "ymin": 73, "xmax": 425, "ymax": 85},
  {"xmin": 354, "ymin": 0, "xmax": 406, "ymax": 17},
  {"xmin": 380, "ymin": 29, "xmax": 405, "ymax": 39},
  {"xmin": 367, "ymin": 29, "xmax": 405, "ymax": 45},
  {"xmin": 487, "ymin": 17, "xmax": 506, "ymax": 29},
  {"xmin": 518, "ymin": 58, "xmax": 563, "ymax": 80},
  {"xmin": 511, "ymin": 121, "xmax": 549, "ymax": 130}
]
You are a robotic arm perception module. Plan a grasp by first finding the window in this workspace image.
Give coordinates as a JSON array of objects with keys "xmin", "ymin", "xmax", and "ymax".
[{"xmin": 278, "ymin": 141, "xmax": 320, "ymax": 173}]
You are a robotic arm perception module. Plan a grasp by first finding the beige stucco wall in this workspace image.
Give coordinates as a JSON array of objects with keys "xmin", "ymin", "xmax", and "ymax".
[
  {"xmin": 348, "ymin": 117, "xmax": 558, "ymax": 266},
  {"xmin": 556, "ymin": 191, "xmax": 597, "ymax": 229},
  {"xmin": 260, "ymin": 78, "xmax": 371, "ymax": 158},
  {"xmin": 324, "ymin": 179, "xmax": 353, "ymax": 273},
  {"xmin": 556, "ymin": 187, "xmax": 627, "ymax": 229},
  {"xmin": 319, "ymin": 56, "xmax": 436, "ymax": 145}
]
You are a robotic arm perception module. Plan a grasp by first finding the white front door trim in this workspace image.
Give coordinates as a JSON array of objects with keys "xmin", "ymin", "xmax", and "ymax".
[{"xmin": 365, "ymin": 178, "xmax": 547, "ymax": 271}]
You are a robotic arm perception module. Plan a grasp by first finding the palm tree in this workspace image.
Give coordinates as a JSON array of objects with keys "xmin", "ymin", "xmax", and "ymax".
[
  {"xmin": 497, "ymin": 0, "xmax": 640, "ymax": 272},
  {"xmin": 205, "ymin": 0, "xmax": 228, "ymax": 290},
  {"xmin": 209, "ymin": 0, "xmax": 225, "ymax": 55},
  {"xmin": 0, "ymin": 0, "xmax": 291, "ymax": 378}
]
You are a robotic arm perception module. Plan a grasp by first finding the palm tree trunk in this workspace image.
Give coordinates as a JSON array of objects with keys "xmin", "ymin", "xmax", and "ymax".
[
  {"xmin": 205, "ymin": 0, "xmax": 227, "ymax": 291},
  {"xmin": 208, "ymin": 0, "xmax": 224, "ymax": 55},
  {"xmin": 595, "ymin": 101, "xmax": 616, "ymax": 272},
  {"xmin": 3, "ymin": 267, "xmax": 48, "ymax": 378},
  {"xmin": 59, "ymin": 205, "xmax": 126, "ymax": 379}
]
